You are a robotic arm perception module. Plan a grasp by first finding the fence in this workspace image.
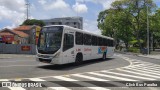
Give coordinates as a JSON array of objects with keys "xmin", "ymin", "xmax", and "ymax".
[{"xmin": 0, "ymin": 43, "xmax": 36, "ymax": 54}]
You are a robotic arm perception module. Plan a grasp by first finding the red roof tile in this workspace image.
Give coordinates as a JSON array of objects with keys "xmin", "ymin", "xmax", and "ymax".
[
  {"xmin": 13, "ymin": 26, "xmax": 32, "ymax": 31},
  {"xmin": 0, "ymin": 32, "xmax": 14, "ymax": 36},
  {"xmin": 12, "ymin": 30, "xmax": 29, "ymax": 38},
  {"xmin": 0, "ymin": 26, "xmax": 30, "ymax": 38}
]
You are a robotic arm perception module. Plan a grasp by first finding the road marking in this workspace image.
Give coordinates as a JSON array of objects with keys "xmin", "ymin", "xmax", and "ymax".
[
  {"xmin": 131, "ymin": 62, "xmax": 141, "ymax": 64},
  {"xmin": 0, "ymin": 64, "xmax": 45, "ymax": 67},
  {"xmin": 8, "ymin": 87, "xmax": 26, "ymax": 90},
  {"xmin": 126, "ymin": 63, "xmax": 160, "ymax": 69},
  {"xmin": 0, "ymin": 79, "xmax": 26, "ymax": 90},
  {"xmin": 136, "ymin": 61, "xmax": 158, "ymax": 64},
  {"xmin": 72, "ymin": 74, "xmax": 109, "ymax": 81},
  {"xmin": 53, "ymin": 76, "xmax": 110, "ymax": 90},
  {"xmin": 114, "ymin": 54, "xmax": 133, "ymax": 66},
  {"xmin": 29, "ymin": 78, "xmax": 71, "ymax": 90},
  {"xmin": 87, "ymin": 72, "xmax": 137, "ymax": 81},
  {"xmin": 137, "ymin": 67, "xmax": 160, "ymax": 72},
  {"xmin": 131, "ymin": 61, "xmax": 149, "ymax": 64},
  {"xmin": 0, "ymin": 54, "xmax": 158, "ymax": 90},
  {"xmin": 126, "ymin": 65, "xmax": 160, "ymax": 72},
  {"xmin": 101, "ymin": 71, "xmax": 155, "ymax": 80},
  {"xmin": 128, "ymin": 64, "xmax": 160, "ymax": 69},
  {"xmin": 127, "ymin": 64, "xmax": 150, "ymax": 67},
  {"xmin": 29, "ymin": 78, "xmax": 46, "ymax": 81},
  {"xmin": 0, "ymin": 60, "xmax": 34, "ymax": 63},
  {"xmin": 129, "ymin": 62, "xmax": 160, "ymax": 66},
  {"xmin": 14, "ymin": 78, "xmax": 22, "ymax": 81},
  {"xmin": 123, "ymin": 67, "xmax": 160, "ymax": 76},
  {"xmin": 0, "ymin": 57, "xmax": 12, "ymax": 59},
  {"xmin": 117, "ymin": 68, "xmax": 158, "ymax": 80},
  {"xmin": 0, "ymin": 79, "xmax": 9, "ymax": 81},
  {"xmin": 47, "ymin": 87, "xmax": 71, "ymax": 90}
]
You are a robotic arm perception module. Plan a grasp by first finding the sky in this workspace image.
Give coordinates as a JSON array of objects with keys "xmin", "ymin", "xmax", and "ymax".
[{"xmin": 0, "ymin": 0, "xmax": 160, "ymax": 35}]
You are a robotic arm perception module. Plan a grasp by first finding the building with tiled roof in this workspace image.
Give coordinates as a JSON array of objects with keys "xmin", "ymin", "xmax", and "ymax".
[
  {"xmin": 0, "ymin": 28, "xmax": 27, "ymax": 44},
  {"xmin": 13, "ymin": 25, "xmax": 39, "ymax": 44},
  {"xmin": 0, "ymin": 32, "xmax": 13, "ymax": 36},
  {"xmin": 12, "ymin": 30, "xmax": 29, "ymax": 38},
  {"xmin": 0, "ymin": 25, "xmax": 41, "ymax": 44},
  {"xmin": 13, "ymin": 26, "xmax": 32, "ymax": 31},
  {"xmin": 0, "ymin": 31, "xmax": 14, "ymax": 43}
]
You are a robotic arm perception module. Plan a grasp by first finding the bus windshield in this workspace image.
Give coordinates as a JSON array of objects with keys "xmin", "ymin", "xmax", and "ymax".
[{"xmin": 37, "ymin": 26, "xmax": 63, "ymax": 54}]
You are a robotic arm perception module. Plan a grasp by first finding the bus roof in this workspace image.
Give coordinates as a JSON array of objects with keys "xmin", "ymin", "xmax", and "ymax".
[{"xmin": 43, "ymin": 25, "xmax": 114, "ymax": 40}]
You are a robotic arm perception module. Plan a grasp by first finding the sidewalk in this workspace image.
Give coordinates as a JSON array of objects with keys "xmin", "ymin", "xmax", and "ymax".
[
  {"xmin": 0, "ymin": 54, "xmax": 35, "ymax": 58},
  {"xmin": 138, "ymin": 49, "xmax": 160, "ymax": 59},
  {"xmin": 138, "ymin": 54, "xmax": 159, "ymax": 60},
  {"xmin": 116, "ymin": 50, "xmax": 160, "ymax": 60}
]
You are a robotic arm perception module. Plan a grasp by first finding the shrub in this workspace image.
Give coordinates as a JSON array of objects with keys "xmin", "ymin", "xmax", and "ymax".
[{"xmin": 128, "ymin": 47, "xmax": 140, "ymax": 53}]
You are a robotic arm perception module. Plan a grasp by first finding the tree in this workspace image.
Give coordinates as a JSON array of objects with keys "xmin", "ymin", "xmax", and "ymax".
[
  {"xmin": 97, "ymin": 0, "xmax": 157, "ymax": 51},
  {"xmin": 22, "ymin": 19, "xmax": 45, "ymax": 27},
  {"xmin": 98, "ymin": 0, "xmax": 134, "ymax": 50},
  {"xmin": 111, "ymin": 0, "xmax": 134, "ymax": 50},
  {"xmin": 128, "ymin": 0, "xmax": 156, "ymax": 51},
  {"xmin": 150, "ymin": 9, "xmax": 160, "ymax": 49}
]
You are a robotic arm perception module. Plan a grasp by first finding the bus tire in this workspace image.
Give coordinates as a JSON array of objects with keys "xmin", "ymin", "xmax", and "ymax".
[
  {"xmin": 75, "ymin": 53, "xmax": 83, "ymax": 65},
  {"xmin": 102, "ymin": 52, "xmax": 106, "ymax": 60}
]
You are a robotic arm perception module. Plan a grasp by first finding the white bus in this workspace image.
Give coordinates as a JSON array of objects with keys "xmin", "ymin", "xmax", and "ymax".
[{"xmin": 36, "ymin": 25, "xmax": 115, "ymax": 64}]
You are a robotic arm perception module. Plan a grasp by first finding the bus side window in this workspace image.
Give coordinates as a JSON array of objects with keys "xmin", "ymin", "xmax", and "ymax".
[
  {"xmin": 63, "ymin": 34, "xmax": 74, "ymax": 51},
  {"xmin": 91, "ymin": 36, "xmax": 97, "ymax": 46},
  {"xmin": 102, "ymin": 38, "xmax": 105, "ymax": 46},
  {"xmin": 107, "ymin": 39, "xmax": 110, "ymax": 46},
  {"xmin": 76, "ymin": 32, "xmax": 83, "ymax": 45},
  {"xmin": 98, "ymin": 37, "xmax": 103, "ymax": 46},
  {"xmin": 83, "ymin": 34, "xmax": 91, "ymax": 45},
  {"xmin": 105, "ymin": 39, "xmax": 108, "ymax": 46},
  {"xmin": 108, "ymin": 40, "xmax": 113, "ymax": 47},
  {"xmin": 111, "ymin": 40, "xmax": 114, "ymax": 47}
]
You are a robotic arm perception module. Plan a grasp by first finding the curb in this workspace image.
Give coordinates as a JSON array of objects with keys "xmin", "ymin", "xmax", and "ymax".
[
  {"xmin": 137, "ymin": 55, "xmax": 160, "ymax": 60},
  {"xmin": 115, "ymin": 51, "xmax": 139, "ymax": 56},
  {"xmin": 115, "ymin": 51, "xmax": 159, "ymax": 60}
]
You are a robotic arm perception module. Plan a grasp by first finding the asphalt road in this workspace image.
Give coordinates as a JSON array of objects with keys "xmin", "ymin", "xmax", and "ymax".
[
  {"xmin": 0, "ymin": 54, "xmax": 129, "ymax": 79},
  {"xmin": 0, "ymin": 53, "xmax": 159, "ymax": 90}
]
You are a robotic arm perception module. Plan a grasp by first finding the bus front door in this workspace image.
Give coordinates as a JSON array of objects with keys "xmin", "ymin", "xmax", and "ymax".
[{"xmin": 63, "ymin": 33, "xmax": 75, "ymax": 63}]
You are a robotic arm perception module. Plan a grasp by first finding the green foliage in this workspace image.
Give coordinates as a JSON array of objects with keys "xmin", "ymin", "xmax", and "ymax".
[
  {"xmin": 128, "ymin": 47, "xmax": 140, "ymax": 53},
  {"xmin": 97, "ymin": 0, "xmax": 160, "ymax": 50},
  {"xmin": 22, "ymin": 19, "xmax": 45, "ymax": 27},
  {"xmin": 129, "ymin": 39, "xmax": 144, "ymax": 45}
]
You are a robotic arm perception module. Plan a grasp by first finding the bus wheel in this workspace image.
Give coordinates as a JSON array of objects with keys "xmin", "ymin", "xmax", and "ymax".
[
  {"xmin": 102, "ymin": 52, "xmax": 106, "ymax": 60},
  {"xmin": 75, "ymin": 53, "xmax": 83, "ymax": 65}
]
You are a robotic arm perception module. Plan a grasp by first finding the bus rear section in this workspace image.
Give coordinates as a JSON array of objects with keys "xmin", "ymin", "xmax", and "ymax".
[{"xmin": 74, "ymin": 31, "xmax": 115, "ymax": 61}]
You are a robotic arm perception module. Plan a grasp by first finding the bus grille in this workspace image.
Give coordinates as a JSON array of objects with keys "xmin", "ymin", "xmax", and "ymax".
[{"xmin": 39, "ymin": 58, "xmax": 52, "ymax": 63}]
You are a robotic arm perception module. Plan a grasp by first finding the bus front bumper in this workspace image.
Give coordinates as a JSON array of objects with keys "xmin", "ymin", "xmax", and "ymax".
[
  {"xmin": 36, "ymin": 58, "xmax": 52, "ymax": 63},
  {"xmin": 36, "ymin": 55, "xmax": 53, "ymax": 63},
  {"xmin": 36, "ymin": 57, "xmax": 60, "ymax": 64}
]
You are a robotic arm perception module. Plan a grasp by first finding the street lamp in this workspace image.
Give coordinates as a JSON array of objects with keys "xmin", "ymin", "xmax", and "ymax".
[{"xmin": 147, "ymin": 5, "xmax": 150, "ymax": 55}]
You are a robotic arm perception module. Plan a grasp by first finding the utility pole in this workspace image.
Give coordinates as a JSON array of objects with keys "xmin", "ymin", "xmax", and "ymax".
[
  {"xmin": 26, "ymin": 0, "xmax": 29, "ymax": 20},
  {"xmin": 147, "ymin": 5, "xmax": 150, "ymax": 55}
]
